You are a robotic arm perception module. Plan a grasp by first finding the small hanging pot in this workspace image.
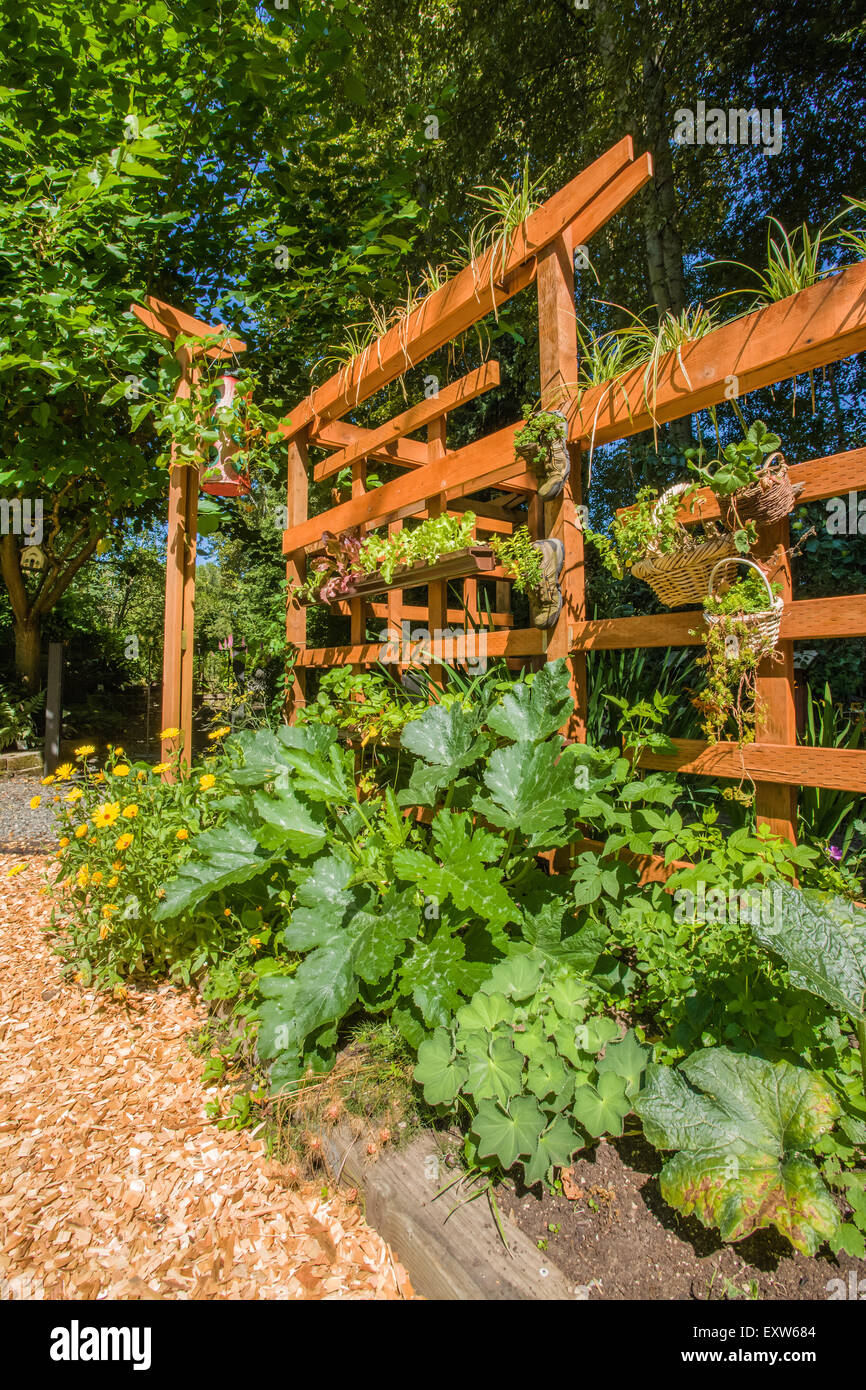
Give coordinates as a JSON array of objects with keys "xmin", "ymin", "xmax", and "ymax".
[{"xmin": 722, "ymin": 452, "xmax": 802, "ymax": 528}]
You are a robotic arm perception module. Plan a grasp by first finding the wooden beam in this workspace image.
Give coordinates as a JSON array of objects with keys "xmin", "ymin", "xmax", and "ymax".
[
  {"xmin": 279, "ymin": 139, "xmax": 650, "ymax": 438},
  {"xmin": 315, "ymin": 420, "xmax": 429, "ymax": 468},
  {"xmin": 426, "ymin": 418, "xmax": 448, "ymax": 685},
  {"xmin": 569, "ymin": 259, "xmax": 866, "ymax": 448},
  {"xmin": 754, "ymin": 521, "xmax": 797, "ymax": 841},
  {"xmin": 638, "ymin": 739, "xmax": 866, "ymax": 794},
  {"xmin": 285, "ymin": 432, "xmax": 309, "ymax": 716},
  {"xmin": 569, "ymin": 593, "xmax": 866, "ymax": 650},
  {"xmin": 144, "ymin": 295, "xmax": 246, "ymax": 356},
  {"xmin": 313, "ymin": 363, "xmax": 501, "ymax": 482},
  {"xmin": 294, "ymin": 627, "xmax": 545, "ymax": 667}
]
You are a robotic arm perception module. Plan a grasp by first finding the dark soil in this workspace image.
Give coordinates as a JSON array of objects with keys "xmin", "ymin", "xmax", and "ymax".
[{"xmin": 506, "ymin": 1134, "xmax": 866, "ymax": 1301}]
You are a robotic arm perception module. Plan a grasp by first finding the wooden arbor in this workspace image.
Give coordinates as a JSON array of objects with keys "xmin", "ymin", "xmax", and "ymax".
[
  {"xmin": 131, "ymin": 296, "xmax": 246, "ymax": 765},
  {"xmin": 278, "ymin": 135, "xmax": 866, "ymax": 844}
]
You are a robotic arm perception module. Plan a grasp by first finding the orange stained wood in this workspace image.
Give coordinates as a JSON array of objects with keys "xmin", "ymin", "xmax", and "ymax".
[
  {"xmin": 754, "ymin": 520, "xmax": 797, "ymax": 841},
  {"xmin": 638, "ymin": 739, "xmax": 866, "ymax": 794},
  {"xmin": 285, "ymin": 432, "xmax": 309, "ymax": 714},
  {"xmin": 568, "ymin": 593, "xmax": 866, "ymax": 650},
  {"xmin": 142, "ymin": 296, "xmax": 246, "ymax": 357},
  {"xmin": 668, "ymin": 446, "xmax": 866, "ymax": 524},
  {"xmin": 315, "ymin": 421, "xmax": 429, "ymax": 467},
  {"xmin": 279, "ymin": 138, "xmax": 650, "ymax": 439},
  {"xmin": 312, "ymin": 362, "xmax": 501, "ymax": 482},
  {"xmin": 569, "ymin": 259, "xmax": 866, "ymax": 449},
  {"xmin": 294, "ymin": 626, "xmax": 545, "ymax": 667}
]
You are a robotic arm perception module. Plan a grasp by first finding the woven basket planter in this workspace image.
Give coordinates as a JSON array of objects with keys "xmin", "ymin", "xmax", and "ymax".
[
  {"xmin": 722, "ymin": 452, "xmax": 801, "ymax": 527},
  {"xmin": 630, "ymin": 483, "xmax": 737, "ymax": 608},
  {"xmin": 704, "ymin": 557, "xmax": 783, "ymax": 657}
]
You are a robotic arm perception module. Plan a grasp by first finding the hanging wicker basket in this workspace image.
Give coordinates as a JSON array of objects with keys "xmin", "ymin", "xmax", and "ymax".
[
  {"xmin": 704, "ymin": 557, "xmax": 783, "ymax": 657},
  {"xmin": 630, "ymin": 482, "xmax": 738, "ymax": 608},
  {"xmin": 722, "ymin": 452, "xmax": 802, "ymax": 527}
]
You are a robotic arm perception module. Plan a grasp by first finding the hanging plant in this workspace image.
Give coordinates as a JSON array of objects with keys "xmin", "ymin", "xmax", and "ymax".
[
  {"xmin": 489, "ymin": 525, "xmax": 544, "ymax": 594},
  {"xmin": 691, "ymin": 559, "xmax": 783, "ymax": 746},
  {"xmin": 514, "ymin": 405, "xmax": 570, "ymax": 500},
  {"xmin": 686, "ymin": 420, "xmax": 800, "ymax": 546}
]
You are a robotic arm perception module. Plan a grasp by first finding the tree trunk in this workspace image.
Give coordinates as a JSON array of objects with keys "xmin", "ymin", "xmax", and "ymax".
[{"xmin": 14, "ymin": 619, "xmax": 41, "ymax": 691}]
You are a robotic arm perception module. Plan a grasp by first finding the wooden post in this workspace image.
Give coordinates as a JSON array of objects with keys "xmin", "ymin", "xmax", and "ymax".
[
  {"xmin": 285, "ymin": 431, "xmax": 309, "ymax": 719},
  {"xmin": 43, "ymin": 642, "xmax": 64, "ymax": 775},
  {"xmin": 755, "ymin": 520, "xmax": 797, "ymax": 841},
  {"xmin": 537, "ymin": 230, "xmax": 586, "ymax": 738},
  {"xmin": 161, "ymin": 349, "xmax": 195, "ymax": 768},
  {"xmin": 426, "ymin": 418, "xmax": 448, "ymax": 687},
  {"xmin": 386, "ymin": 518, "xmax": 404, "ymax": 674}
]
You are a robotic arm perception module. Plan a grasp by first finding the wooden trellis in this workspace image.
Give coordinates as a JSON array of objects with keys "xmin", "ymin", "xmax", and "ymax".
[{"xmin": 278, "ymin": 134, "xmax": 866, "ymax": 846}]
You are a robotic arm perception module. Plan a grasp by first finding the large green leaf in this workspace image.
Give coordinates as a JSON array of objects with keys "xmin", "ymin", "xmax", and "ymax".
[
  {"xmin": 393, "ymin": 811, "xmax": 518, "ymax": 929},
  {"xmin": 485, "ymin": 659, "xmax": 573, "ymax": 743},
  {"xmin": 282, "ymin": 855, "xmax": 359, "ymax": 949},
  {"xmin": 349, "ymin": 887, "xmax": 421, "ymax": 984},
  {"xmin": 399, "ymin": 702, "xmax": 487, "ymax": 787},
  {"xmin": 472, "ymin": 1096, "xmax": 546, "ymax": 1169},
  {"xmin": 751, "ymin": 882, "xmax": 866, "ymax": 1018},
  {"xmin": 596, "ymin": 1029, "xmax": 651, "ymax": 1097},
  {"xmin": 154, "ymin": 823, "xmax": 273, "ymax": 919},
  {"xmin": 463, "ymin": 1035, "xmax": 525, "ymax": 1104},
  {"xmin": 414, "ymin": 1028, "xmax": 468, "ymax": 1105},
  {"xmin": 522, "ymin": 1114, "xmax": 579, "ymax": 1187},
  {"xmin": 635, "ymin": 1049, "xmax": 841, "ymax": 1255},
  {"xmin": 398, "ymin": 924, "xmax": 479, "ymax": 1025},
  {"xmin": 257, "ymin": 942, "xmax": 358, "ymax": 1059},
  {"xmin": 473, "ymin": 740, "xmax": 582, "ymax": 838},
  {"xmin": 251, "ymin": 786, "xmax": 328, "ymax": 856},
  {"xmin": 572, "ymin": 1072, "xmax": 632, "ymax": 1138},
  {"xmin": 517, "ymin": 877, "xmax": 608, "ymax": 972}
]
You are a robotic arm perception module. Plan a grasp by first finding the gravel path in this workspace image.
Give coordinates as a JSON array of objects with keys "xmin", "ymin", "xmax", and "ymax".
[
  {"xmin": 0, "ymin": 862, "xmax": 413, "ymax": 1301},
  {"xmin": 0, "ymin": 775, "xmax": 59, "ymax": 855}
]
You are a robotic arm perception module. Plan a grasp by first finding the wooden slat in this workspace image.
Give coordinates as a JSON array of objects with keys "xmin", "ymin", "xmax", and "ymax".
[
  {"xmin": 298, "ymin": 547, "xmax": 497, "ymax": 605},
  {"xmin": 285, "ymin": 433, "xmax": 309, "ymax": 714},
  {"xmin": 754, "ymin": 521, "xmax": 797, "ymax": 840},
  {"xmin": 145, "ymin": 296, "xmax": 246, "ymax": 355},
  {"xmin": 638, "ymin": 740, "xmax": 866, "ymax": 793},
  {"xmin": 313, "ymin": 363, "xmax": 500, "ymax": 481},
  {"xmin": 569, "ymin": 593, "xmax": 866, "ymax": 650},
  {"xmin": 279, "ymin": 139, "xmax": 650, "ymax": 439},
  {"xmin": 294, "ymin": 627, "xmax": 545, "ymax": 667},
  {"xmin": 315, "ymin": 421, "xmax": 429, "ymax": 468},
  {"xmin": 569, "ymin": 259, "xmax": 866, "ymax": 448},
  {"xmin": 343, "ymin": 603, "xmax": 514, "ymax": 626}
]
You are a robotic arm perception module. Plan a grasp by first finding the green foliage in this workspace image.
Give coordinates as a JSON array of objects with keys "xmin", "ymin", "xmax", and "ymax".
[
  {"xmin": 0, "ymin": 682, "xmax": 44, "ymax": 749},
  {"xmin": 298, "ymin": 665, "xmax": 423, "ymax": 746},
  {"xmin": 357, "ymin": 510, "xmax": 478, "ymax": 585},
  {"xmin": 694, "ymin": 573, "xmax": 783, "ymax": 746},
  {"xmin": 584, "ymin": 485, "xmax": 684, "ymax": 580},
  {"xmin": 751, "ymin": 883, "xmax": 866, "ymax": 1022},
  {"xmin": 686, "ymin": 420, "xmax": 782, "ymax": 498},
  {"xmin": 489, "ymin": 525, "xmax": 543, "ymax": 594},
  {"xmin": 414, "ymin": 956, "xmax": 648, "ymax": 1186},
  {"xmin": 636, "ymin": 1048, "xmax": 841, "ymax": 1255}
]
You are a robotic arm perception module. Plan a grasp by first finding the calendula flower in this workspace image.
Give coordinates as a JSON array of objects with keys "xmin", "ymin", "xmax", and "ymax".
[
  {"xmin": 29, "ymin": 795, "xmax": 41, "ymax": 809},
  {"xmin": 90, "ymin": 870, "xmax": 103, "ymax": 887},
  {"xmin": 111, "ymin": 860, "xmax": 123, "ymax": 871},
  {"xmin": 115, "ymin": 833, "xmax": 133, "ymax": 851},
  {"xmin": 199, "ymin": 774, "xmax": 216, "ymax": 791},
  {"xmin": 92, "ymin": 802, "xmax": 121, "ymax": 829},
  {"xmin": 52, "ymin": 796, "xmax": 60, "ymax": 803},
  {"xmin": 40, "ymin": 774, "xmax": 55, "ymax": 786},
  {"xmin": 54, "ymin": 763, "xmax": 74, "ymax": 781},
  {"xmin": 59, "ymin": 836, "xmax": 70, "ymax": 848},
  {"xmin": 74, "ymin": 745, "xmax": 95, "ymax": 758},
  {"xmin": 74, "ymin": 823, "xmax": 89, "ymax": 839},
  {"xmin": 152, "ymin": 762, "xmax": 170, "ymax": 775},
  {"xmin": 136, "ymin": 770, "xmax": 147, "ymax": 782},
  {"xmin": 122, "ymin": 804, "xmax": 138, "ymax": 819},
  {"xmin": 76, "ymin": 866, "xmax": 90, "ymax": 889},
  {"xmin": 74, "ymin": 971, "xmax": 83, "ymax": 984},
  {"xmin": 113, "ymin": 985, "xmax": 127, "ymax": 1002},
  {"xmin": 108, "ymin": 875, "xmax": 118, "ymax": 888},
  {"xmin": 113, "ymin": 746, "xmax": 124, "ymax": 756},
  {"xmin": 248, "ymin": 936, "xmax": 262, "ymax": 953},
  {"xmin": 93, "ymin": 771, "xmax": 106, "ymax": 784},
  {"xmin": 99, "ymin": 924, "xmax": 110, "ymax": 940},
  {"xmin": 176, "ymin": 828, "xmax": 189, "ymax": 841},
  {"xmin": 6, "ymin": 863, "xmax": 26, "ymax": 878},
  {"xmin": 160, "ymin": 727, "xmax": 181, "ymax": 740},
  {"xmin": 112, "ymin": 764, "xmax": 130, "ymax": 778},
  {"xmin": 208, "ymin": 725, "xmax": 232, "ymax": 741},
  {"xmin": 65, "ymin": 788, "xmax": 84, "ymax": 803},
  {"xmin": 224, "ymin": 908, "xmax": 232, "ymax": 918},
  {"xmin": 102, "ymin": 904, "xmax": 118, "ymax": 917}
]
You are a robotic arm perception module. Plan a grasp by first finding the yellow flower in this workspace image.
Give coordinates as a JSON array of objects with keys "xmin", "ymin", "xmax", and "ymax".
[
  {"xmin": 74, "ymin": 823, "xmax": 88, "ymax": 839},
  {"xmin": 208, "ymin": 725, "xmax": 232, "ymax": 741},
  {"xmin": 111, "ymin": 860, "xmax": 123, "ymax": 871},
  {"xmin": 54, "ymin": 763, "xmax": 74, "ymax": 781},
  {"xmin": 29, "ymin": 795, "xmax": 41, "ymax": 809},
  {"xmin": 76, "ymin": 866, "xmax": 90, "ymax": 889},
  {"xmin": 74, "ymin": 745, "xmax": 95, "ymax": 758},
  {"xmin": 59, "ymin": 836, "xmax": 70, "ymax": 848},
  {"xmin": 113, "ymin": 746, "xmax": 124, "ymax": 756},
  {"xmin": 92, "ymin": 802, "xmax": 121, "ymax": 829},
  {"xmin": 52, "ymin": 796, "xmax": 60, "ymax": 803},
  {"xmin": 102, "ymin": 904, "xmax": 118, "ymax": 917},
  {"xmin": 122, "ymin": 804, "xmax": 139, "ymax": 819},
  {"xmin": 108, "ymin": 875, "xmax": 118, "ymax": 888},
  {"xmin": 65, "ymin": 788, "xmax": 84, "ymax": 802},
  {"xmin": 112, "ymin": 764, "xmax": 130, "ymax": 778},
  {"xmin": 248, "ymin": 936, "xmax": 262, "ymax": 952},
  {"xmin": 152, "ymin": 762, "xmax": 170, "ymax": 775},
  {"xmin": 93, "ymin": 771, "xmax": 106, "ymax": 784},
  {"xmin": 74, "ymin": 971, "xmax": 83, "ymax": 984},
  {"xmin": 160, "ymin": 728, "xmax": 181, "ymax": 740},
  {"xmin": 99, "ymin": 924, "xmax": 110, "ymax": 940},
  {"xmin": 40, "ymin": 774, "xmax": 55, "ymax": 786},
  {"xmin": 199, "ymin": 774, "xmax": 216, "ymax": 791},
  {"xmin": 6, "ymin": 863, "xmax": 26, "ymax": 878},
  {"xmin": 136, "ymin": 770, "xmax": 147, "ymax": 782},
  {"xmin": 176, "ymin": 827, "xmax": 189, "ymax": 841},
  {"xmin": 115, "ymin": 833, "xmax": 133, "ymax": 851},
  {"xmin": 90, "ymin": 870, "xmax": 103, "ymax": 887},
  {"xmin": 113, "ymin": 985, "xmax": 127, "ymax": 1002}
]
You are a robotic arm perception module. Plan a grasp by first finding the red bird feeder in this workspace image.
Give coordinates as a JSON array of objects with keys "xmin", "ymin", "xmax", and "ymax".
[{"xmin": 200, "ymin": 374, "xmax": 252, "ymax": 497}]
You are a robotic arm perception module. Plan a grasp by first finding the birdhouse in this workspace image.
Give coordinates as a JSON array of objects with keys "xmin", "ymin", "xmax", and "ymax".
[
  {"xmin": 20, "ymin": 544, "xmax": 46, "ymax": 571},
  {"xmin": 199, "ymin": 375, "xmax": 252, "ymax": 498}
]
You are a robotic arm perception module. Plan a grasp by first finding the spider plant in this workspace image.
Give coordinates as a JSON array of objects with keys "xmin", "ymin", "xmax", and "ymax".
[
  {"xmin": 706, "ymin": 217, "xmax": 834, "ymax": 310},
  {"xmin": 799, "ymin": 681, "xmax": 866, "ymax": 851},
  {"xmin": 596, "ymin": 301, "xmax": 717, "ymax": 447},
  {"xmin": 833, "ymin": 195, "xmax": 866, "ymax": 259},
  {"xmin": 466, "ymin": 157, "xmax": 550, "ymax": 317}
]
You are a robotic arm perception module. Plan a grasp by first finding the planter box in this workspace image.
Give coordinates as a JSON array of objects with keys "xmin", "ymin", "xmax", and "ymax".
[{"xmin": 300, "ymin": 546, "xmax": 497, "ymax": 606}]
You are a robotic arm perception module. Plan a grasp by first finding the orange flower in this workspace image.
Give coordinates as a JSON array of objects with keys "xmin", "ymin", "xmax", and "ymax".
[
  {"xmin": 176, "ymin": 828, "xmax": 189, "ymax": 841},
  {"xmin": 115, "ymin": 833, "xmax": 133, "ymax": 852}
]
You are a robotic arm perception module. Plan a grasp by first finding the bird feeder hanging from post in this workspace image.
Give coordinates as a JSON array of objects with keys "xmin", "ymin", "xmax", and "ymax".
[{"xmin": 200, "ymin": 374, "xmax": 252, "ymax": 498}]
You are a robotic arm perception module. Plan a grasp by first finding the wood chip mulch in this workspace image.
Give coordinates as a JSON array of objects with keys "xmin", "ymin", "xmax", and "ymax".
[{"xmin": 0, "ymin": 860, "xmax": 414, "ymax": 1301}]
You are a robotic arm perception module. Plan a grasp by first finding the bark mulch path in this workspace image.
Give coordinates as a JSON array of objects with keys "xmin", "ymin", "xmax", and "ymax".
[{"xmin": 0, "ymin": 860, "xmax": 414, "ymax": 1301}]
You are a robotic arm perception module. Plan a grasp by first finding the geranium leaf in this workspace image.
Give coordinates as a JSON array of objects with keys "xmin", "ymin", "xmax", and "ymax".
[
  {"xmin": 414, "ymin": 1028, "xmax": 467, "ymax": 1105},
  {"xmin": 472, "ymin": 1096, "xmax": 545, "ymax": 1170},
  {"xmin": 572, "ymin": 1071, "xmax": 632, "ymax": 1138}
]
